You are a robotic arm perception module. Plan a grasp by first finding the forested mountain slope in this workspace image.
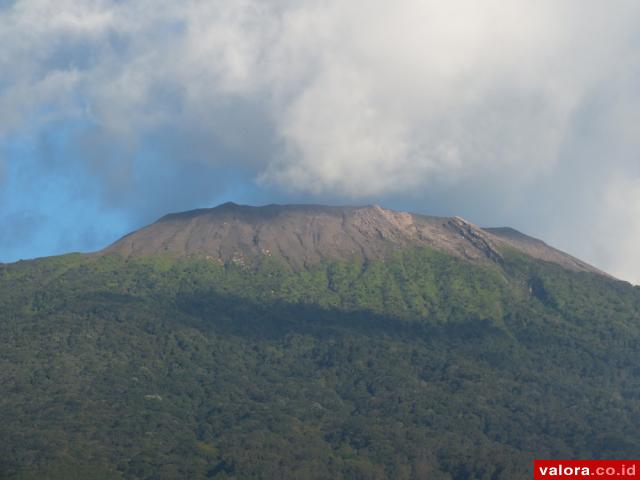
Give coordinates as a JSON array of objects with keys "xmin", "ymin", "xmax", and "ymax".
[{"xmin": 0, "ymin": 206, "xmax": 638, "ymax": 479}]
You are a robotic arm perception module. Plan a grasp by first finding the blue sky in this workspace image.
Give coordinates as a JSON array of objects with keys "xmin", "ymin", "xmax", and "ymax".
[{"xmin": 1, "ymin": 0, "xmax": 640, "ymax": 283}]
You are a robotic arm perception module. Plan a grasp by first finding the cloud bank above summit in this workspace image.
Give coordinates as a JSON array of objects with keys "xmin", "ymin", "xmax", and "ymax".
[{"xmin": 1, "ymin": 0, "xmax": 640, "ymax": 283}]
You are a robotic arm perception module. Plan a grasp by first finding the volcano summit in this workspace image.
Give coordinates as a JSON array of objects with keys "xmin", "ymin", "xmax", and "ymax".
[{"xmin": 105, "ymin": 202, "xmax": 604, "ymax": 275}]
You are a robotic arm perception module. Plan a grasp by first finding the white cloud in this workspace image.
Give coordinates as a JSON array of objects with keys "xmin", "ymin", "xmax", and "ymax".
[
  {"xmin": 594, "ymin": 176, "xmax": 640, "ymax": 284},
  {"xmin": 1, "ymin": 0, "xmax": 640, "ymax": 281}
]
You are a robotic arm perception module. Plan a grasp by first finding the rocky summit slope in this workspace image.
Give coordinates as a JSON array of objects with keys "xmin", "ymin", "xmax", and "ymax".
[{"xmin": 104, "ymin": 202, "xmax": 605, "ymax": 275}]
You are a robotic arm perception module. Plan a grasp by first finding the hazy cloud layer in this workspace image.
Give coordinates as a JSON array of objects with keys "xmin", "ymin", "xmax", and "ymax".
[{"xmin": 1, "ymin": 0, "xmax": 640, "ymax": 282}]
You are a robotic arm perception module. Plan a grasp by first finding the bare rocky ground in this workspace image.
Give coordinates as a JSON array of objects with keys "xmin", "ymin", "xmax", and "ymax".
[{"xmin": 104, "ymin": 202, "xmax": 606, "ymax": 275}]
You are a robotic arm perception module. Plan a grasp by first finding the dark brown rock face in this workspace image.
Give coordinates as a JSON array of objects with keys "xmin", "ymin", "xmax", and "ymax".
[{"xmin": 103, "ymin": 202, "xmax": 606, "ymax": 275}]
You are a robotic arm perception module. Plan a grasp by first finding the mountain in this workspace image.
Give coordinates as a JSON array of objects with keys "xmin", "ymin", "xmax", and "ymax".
[
  {"xmin": 0, "ymin": 203, "xmax": 639, "ymax": 480},
  {"xmin": 104, "ymin": 202, "xmax": 603, "ymax": 274}
]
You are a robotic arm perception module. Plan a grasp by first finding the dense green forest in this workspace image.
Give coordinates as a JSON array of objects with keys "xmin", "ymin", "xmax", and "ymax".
[{"xmin": 0, "ymin": 248, "xmax": 639, "ymax": 479}]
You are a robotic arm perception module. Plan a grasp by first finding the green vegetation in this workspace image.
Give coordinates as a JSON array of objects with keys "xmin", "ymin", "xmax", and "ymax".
[{"xmin": 0, "ymin": 248, "xmax": 639, "ymax": 479}]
